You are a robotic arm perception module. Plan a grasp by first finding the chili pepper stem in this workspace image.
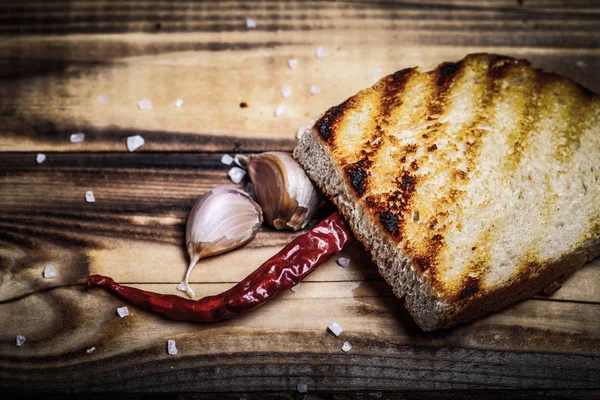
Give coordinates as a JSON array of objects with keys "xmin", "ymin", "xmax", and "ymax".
[{"xmin": 183, "ymin": 253, "xmax": 201, "ymax": 298}]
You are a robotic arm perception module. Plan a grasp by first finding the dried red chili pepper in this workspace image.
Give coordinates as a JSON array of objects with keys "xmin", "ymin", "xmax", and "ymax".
[{"xmin": 87, "ymin": 213, "xmax": 353, "ymax": 322}]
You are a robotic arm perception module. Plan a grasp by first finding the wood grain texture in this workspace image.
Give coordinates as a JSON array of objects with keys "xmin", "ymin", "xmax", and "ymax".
[
  {"xmin": 1, "ymin": 0, "xmax": 599, "ymax": 151},
  {"xmin": 1, "ymin": 153, "xmax": 599, "ymax": 393}
]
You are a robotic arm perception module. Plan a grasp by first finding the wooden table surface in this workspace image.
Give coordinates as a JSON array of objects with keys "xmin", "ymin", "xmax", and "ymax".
[{"xmin": 1, "ymin": 0, "xmax": 599, "ymax": 397}]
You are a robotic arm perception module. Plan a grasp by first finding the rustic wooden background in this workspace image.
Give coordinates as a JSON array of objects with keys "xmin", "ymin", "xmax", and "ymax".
[{"xmin": 1, "ymin": 0, "xmax": 599, "ymax": 397}]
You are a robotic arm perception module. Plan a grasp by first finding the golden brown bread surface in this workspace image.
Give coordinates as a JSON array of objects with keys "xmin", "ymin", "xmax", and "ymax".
[{"xmin": 295, "ymin": 53, "xmax": 600, "ymax": 330}]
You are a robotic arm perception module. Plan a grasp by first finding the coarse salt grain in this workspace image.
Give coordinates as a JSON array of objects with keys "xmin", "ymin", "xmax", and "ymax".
[
  {"xmin": 228, "ymin": 167, "xmax": 246, "ymax": 184},
  {"xmin": 309, "ymin": 85, "xmax": 320, "ymax": 95},
  {"xmin": 127, "ymin": 135, "xmax": 145, "ymax": 152},
  {"xmin": 86, "ymin": 347, "xmax": 96, "ymax": 354},
  {"xmin": 70, "ymin": 133, "xmax": 85, "ymax": 143},
  {"xmin": 221, "ymin": 154, "xmax": 234, "ymax": 165},
  {"xmin": 342, "ymin": 341, "xmax": 352, "ymax": 352},
  {"xmin": 43, "ymin": 265, "xmax": 57, "ymax": 278},
  {"xmin": 138, "ymin": 99, "xmax": 153, "ymax": 110},
  {"xmin": 337, "ymin": 257, "xmax": 350, "ymax": 268},
  {"xmin": 167, "ymin": 339, "xmax": 178, "ymax": 355},
  {"xmin": 281, "ymin": 85, "xmax": 292, "ymax": 98},
  {"xmin": 85, "ymin": 191, "xmax": 96, "ymax": 203},
  {"xmin": 117, "ymin": 306, "xmax": 129, "ymax": 318},
  {"xmin": 174, "ymin": 98, "xmax": 184, "ymax": 108},
  {"xmin": 287, "ymin": 59, "xmax": 299, "ymax": 69},
  {"xmin": 245, "ymin": 17, "xmax": 257, "ymax": 29},
  {"xmin": 36, "ymin": 153, "xmax": 46, "ymax": 164},
  {"xmin": 290, "ymin": 283, "xmax": 301, "ymax": 293},
  {"xmin": 296, "ymin": 126, "xmax": 307, "ymax": 140},
  {"xmin": 297, "ymin": 383, "xmax": 308, "ymax": 393},
  {"xmin": 96, "ymin": 94, "xmax": 110, "ymax": 105},
  {"xmin": 275, "ymin": 104, "xmax": 287, "ymax": 117},
  {"xmin": 16, "ymin": 335, "xmax": 26, "ymax": 347},
  {"xmin": 328, "ymin": 322, "xmax": 342, "ymax": 336},
  {"xmin": 315, "ymin": 46, "xmax": 326, "ymax": 59}
]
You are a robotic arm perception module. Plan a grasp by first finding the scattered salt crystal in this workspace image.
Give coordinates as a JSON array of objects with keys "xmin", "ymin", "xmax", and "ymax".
[
  {"xmin": 315, "ymin": 46, "xmax": 326, "ymax": 59},
  {"xmin": 86, "ymin": 347, "xmax": 96, "ymax": 354},
  {"xmin": 372, "ymin": 68, "xmax": 382, "ymax": 78},
  {"xmin": 43, "ymin": 265, "xmax": 57, "ymax": 279},
  {"xmin": 297, "ymin": 383, "xmax": 308, "ymax": 393},
  {"xmin": 117, "ymin": 306, "xmax": 129, "ymax": 318},
  {"xmin": 167, "ymin": 339, "xmax": 178, "ymax": 355},
  {"xmin": 126, "ymin": 135, "xmax": 145, "ymax": 152},
  {"xmin": 245, "ymin": 17, "xmax": 257, "ymax": 29},
  {"xmin": 174, "ymin": 98, "xmax": 184, "ymax": 108},
  {"xmin": 70, "ymin": 133, "xmax": 85, "ymax": 143},
  {"xmin": 342, "ymin": 341, "xmax": 352, "ymax": 352},
  {"xmin": 221, "ymin": 154, "xmax": 234, "ymax": 165},
  {"xmin": 228, "ymin": 167, "xmax": 246, "ymax": 184},
  {"xmin": 275, "ymin": 103, "xmax": 287, "ymax": 117},
  {"xmin": 287, "ymin": 59, "xmax": 299, "ymax": 69},
  {"xmin": 138, "ymin": 99, "xmax": 153, "ymax": 110},
  {"xmin": 36, "ymin": 153, "xmax": 46, "ymax": 164},
  {"xmin": 290, "ymin": 283, "xmax": 301, "ymax": 293},
  {"xmin": 85, "ymin": 191, "xmax": 95, "ymax": 203},
  {"xmin": 281, "ymin": 85, "xmax": 292, "ymax": 98},
  {"xmin": 296, "ymin": 126, "xmax": 307, "ymax": 140},
  {"xmin": 309, "ymin": 85, "xmax": 320, "ymax": 95},
  {"xmin": 96, "ymin": 94, "xmax": 110, "ymax": 105},
  {"xmin": 328, "ymin": 322, "xmax": 342, "ymax": 336},
  {"xmin": 337, "ymin": 257, "xmax": 350, "ymax": 268},
  {"xmin": 16, "ymin": 335, "xmax": 26, "ymax": 347}
]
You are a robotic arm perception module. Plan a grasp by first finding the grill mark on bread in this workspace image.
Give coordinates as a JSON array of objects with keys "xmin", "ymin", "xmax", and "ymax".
[
  {"xmin": 315, "ymin": 101, "xmax": 350, "ymax": 143},
  {"xmin": 342, "ymin": 68, "xmax": 417, "ymax": 198}
]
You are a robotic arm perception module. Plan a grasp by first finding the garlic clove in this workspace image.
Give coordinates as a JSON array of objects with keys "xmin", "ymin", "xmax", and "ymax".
[
  {"xmin": 242, "ymin": 152, "xmax": 320, "ymax": 231},
  {"xmin": 183, "ymin": 186, "xmax": 263, "ymax": 297}
]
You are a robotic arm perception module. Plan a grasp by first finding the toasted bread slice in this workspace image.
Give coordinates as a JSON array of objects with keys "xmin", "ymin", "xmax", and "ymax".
[{"xmin": 294, "ymin": 53, "xmax": 600, "ymax": 331}]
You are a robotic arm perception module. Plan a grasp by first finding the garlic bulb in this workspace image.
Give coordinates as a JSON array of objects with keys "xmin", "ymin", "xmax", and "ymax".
[
  {"xmin": 182, "ymin": 186, "xmax": 263, "ymax": 297},
  {"xmin": 241, "ymin": 152, "xmax": 320, "ymax": 231}
]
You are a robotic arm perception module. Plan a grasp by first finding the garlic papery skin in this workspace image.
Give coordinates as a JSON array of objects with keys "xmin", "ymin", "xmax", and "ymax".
[
  {"xmin": 183, "ymin": 186, "xmax": 263, "ymax": 298},
  {"xmin": 243, "ymin": 152, "xmax": 320, "ymax": 231}
]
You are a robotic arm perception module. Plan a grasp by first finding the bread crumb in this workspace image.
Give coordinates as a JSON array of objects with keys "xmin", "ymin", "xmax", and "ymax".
[
  {"xmin": 43, "ymin": 265, "xmax": 57, "ymax": 278},
  {"xmin": 336, "ymin": 257, "xmax": 350, "ymax": 268},
  {"xmin": 117, "ymin": 306, "xmax": 129, "ymax": 318},
  {"xmin": 342, "ymin": 341, "xmax": 352, "ymax": 352},
  {"xmin": 281, "ymin": 85, "xmax": 292, "ymax": 98},
  {"xmin": 16, "ymin": 335, "xmax": 26, "ymax": 347},
  {"xmin": 315, "ymin": 46, "xmax": 326, "ymax": 59},
  {"xmin": 96, "ymin": 94, "xmax": 110, "ymax": 105},
  {"xmin": 126, "ymin": 135, "xmax": 145, "ymax": 152},
  {"xmin": 287, "ymin": 59, "xmax": 299, "ymax": 69},
  {"xmin": 328, "ymin": 322, "xmax": 342, "ymax": 336},
  {"xmin": 309, "ymin": 85, "xmax": 320, "ymax": 95},
  {"xmin": 228, "ymin": 167, "xmax": 246, "ymax": 184},
  {"xmin": 245, "ymin": 17, "xmax": 257, "ymax": 29},
  {"xmin": 138, "ymin": 99, "xmax": 153, "ymax": 110},
  {"xmin": 70, "ymin": 133, "xmax": 85, "ymax": 143},
  {"xmin": 174, "ymin": 98, "xmax": 184, "ymax": 108},
  {"xmin": 36, "ymin": 153, "xmax": 46, "ymax": 164},
  {"xmin": 221, "ymin": 154, "xmax": 234, "ymax": 165},
  {"xmin": 167, "ymin": 339, "xmax": 178, "ymax": 355},
  {"xmin": 85, "ymin": 191, "xmax": 96, "ymax": 203},
  {"xmin": 275, "ymin": 103, "xmax": 287, "ymax": 117}
]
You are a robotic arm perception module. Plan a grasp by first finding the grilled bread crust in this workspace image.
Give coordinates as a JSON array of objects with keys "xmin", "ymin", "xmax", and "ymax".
[{"xmin": 294, "ymin": 53, "xmax": 600, "ymax": 330}]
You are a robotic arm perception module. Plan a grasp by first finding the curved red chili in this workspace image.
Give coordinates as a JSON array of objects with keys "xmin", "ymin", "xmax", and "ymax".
[{"xmin": 88, "ymin": 213, "xmax": 353, "ymax": 322}]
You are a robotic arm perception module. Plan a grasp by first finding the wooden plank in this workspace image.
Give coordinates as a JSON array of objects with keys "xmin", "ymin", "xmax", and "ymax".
[{"xmin": 1, "ymin": 0, "xmax": 599, "ymax": 152}]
